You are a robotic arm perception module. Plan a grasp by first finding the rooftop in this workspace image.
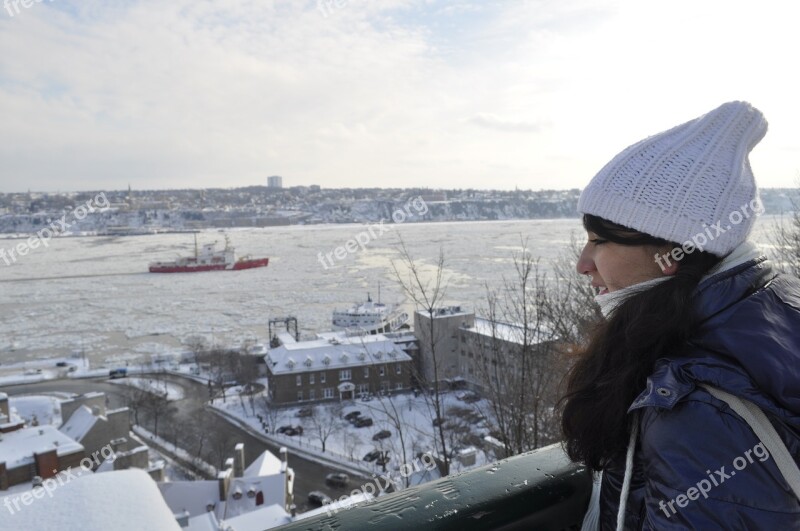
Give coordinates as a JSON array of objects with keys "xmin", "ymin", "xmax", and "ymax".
[
  {"xmin": 0, "ymin": 425, "xmax": 84, "ymax": 468},
  {"xmin": 266, "ymin": 335, "xmax": 411, "ymax": 375}
]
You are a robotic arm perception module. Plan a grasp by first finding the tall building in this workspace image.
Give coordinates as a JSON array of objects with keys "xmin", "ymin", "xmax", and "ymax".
[{"xmin": 267, "ymin": 176, "xmax": 283, "ymax": 189}]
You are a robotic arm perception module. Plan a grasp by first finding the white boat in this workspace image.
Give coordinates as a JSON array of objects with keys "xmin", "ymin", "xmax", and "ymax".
[{"xmin": 332, "ymin": 293, "xmax": 408, "ymax": 334}]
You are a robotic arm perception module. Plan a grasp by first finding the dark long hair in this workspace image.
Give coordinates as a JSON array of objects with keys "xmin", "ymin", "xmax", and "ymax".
[{"xmin": 560, "ymin": 214, "xmax": 722, "ymax": 471}]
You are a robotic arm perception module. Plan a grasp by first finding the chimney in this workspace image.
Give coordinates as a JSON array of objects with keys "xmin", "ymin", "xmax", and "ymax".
[
  {"xmin": 175, "ymin": 510, "xmax": 190, "ymax": 528},
  {"xmin": 217, "ymin": 468, "xmax": 232, "ymax": 501},
  {"xmin": 110, "ymin": 437, "xmax": 127, "ymax": 454},
  {"xmin": 0, "ymin": 393, "xmax": 8, "ymax": 419},
  {"xmin": 234, "ymin": 443, "xmax": 245, "ymax": 478}
]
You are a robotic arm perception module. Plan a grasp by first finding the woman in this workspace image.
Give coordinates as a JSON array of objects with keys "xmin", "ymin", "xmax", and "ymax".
[{"xmin": 561, "ymin": 101, "xmax": 800, "ymax": 530}]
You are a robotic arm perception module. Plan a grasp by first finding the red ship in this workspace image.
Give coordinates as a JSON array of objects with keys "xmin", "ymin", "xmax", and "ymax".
[{"xmin": 149, "ymin": 235, "xmax": 269, "ymax": 273}]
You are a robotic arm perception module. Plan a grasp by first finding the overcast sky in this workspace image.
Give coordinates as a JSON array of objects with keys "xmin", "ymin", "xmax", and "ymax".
[{"xmin": 1, "ymin": 0, "xmax": 798, "ymax": 193}]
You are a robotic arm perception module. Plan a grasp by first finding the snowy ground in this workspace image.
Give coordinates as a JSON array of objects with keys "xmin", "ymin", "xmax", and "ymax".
[
  {"xmin": 108, "ymin": 377, "xmax": 185, "ymax": 401},
  {"xmin": 212, "ymin": 385, "xmax": 495, "ymax": 477}
]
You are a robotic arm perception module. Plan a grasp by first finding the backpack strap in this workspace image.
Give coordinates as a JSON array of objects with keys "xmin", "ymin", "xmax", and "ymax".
[{"xmin": 700, "ymin": 384, "xmax": 800, "ymax": 500}]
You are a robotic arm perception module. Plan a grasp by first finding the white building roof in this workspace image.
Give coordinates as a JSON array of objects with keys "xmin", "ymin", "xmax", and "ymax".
[
  {"xmin": 464, "ymin": 316, "xmax": 555, "ymax": 345},
  {"xmin": 243, "ymin": 450, "xmax": 282, "ymax": 477},
  {"xmin": 222, "ymin": 504, "xmax": 291, "ymax": 530},
  {"xmin": 266, "ymin": 335, "xmax": 411, "ymax": 375},
  {"xmin": 4, "ymin": 469, "xmax": 181, "ymax": 531},
  {"xmin": 416, "ymin": 306, "xmax": 471, "ymax": 319},
  {"xmin": 59, "ymin": 405, "xmax": 99, "ymax": 442},
  {"xmin": 0, "ymin": 425, "xmax": 84, "ymax": 468},
  {"xmin": 160, "ymin": 450, "xmax": 290, "ymax": 520}
]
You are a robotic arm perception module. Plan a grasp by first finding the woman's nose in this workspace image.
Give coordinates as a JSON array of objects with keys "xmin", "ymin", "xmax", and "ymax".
[{"xmin": 576, "ymin": 245, "xmax": 595, "ymax": 275}]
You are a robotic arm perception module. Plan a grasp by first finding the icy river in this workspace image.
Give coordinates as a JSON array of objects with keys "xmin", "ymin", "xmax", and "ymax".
[{"xmin": 0, "ymin": 216, "xmax": 781, "ymax": 367}]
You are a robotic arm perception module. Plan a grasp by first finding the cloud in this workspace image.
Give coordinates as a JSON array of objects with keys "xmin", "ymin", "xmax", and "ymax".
[
  {"xmin": 0, "ymin": 0, "xmax": 798, "ymax": 192},
  {"xmin": 467, "ymin": 113, "xmax": 547, "ymax": 133}
]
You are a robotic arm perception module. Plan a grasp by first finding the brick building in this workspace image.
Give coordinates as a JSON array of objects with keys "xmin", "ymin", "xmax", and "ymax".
[{"xmin": 265, "ymin": 332, "xmax": 413, "ymax": 405}]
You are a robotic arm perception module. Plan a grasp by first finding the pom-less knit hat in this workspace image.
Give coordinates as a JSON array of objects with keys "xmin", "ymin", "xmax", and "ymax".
[{"xmin": 578, "ymin": 101, "xmax": 768, "ymax": 256}]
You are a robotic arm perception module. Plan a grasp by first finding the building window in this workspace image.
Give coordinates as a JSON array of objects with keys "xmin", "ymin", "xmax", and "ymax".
[
  {"xmin": 395, "ymin": 382, "xmax": 403, "ymax": 390},
  {"xmin": 395, "ymin": 364, "xmax": 402, "ymax": 375},
  {"xmin": 309, "ymin": 373, "xmax": 315, "ymax": 385},
  {"xmin": 296, "ymin": 375, "xmax": 302, "ymax": 386},
  {"xmin": 309, "ymin": 389, "xmax": 316, "ymax": 400},
  {"xmin": 380, "ymin": 381, "xmax": 389, "ymax": 393},
  {"xmin": 297, "ymin": 390, "xmax": 303, "ymax": 401},
  {"xmin": 379, "ymin": 366, "xmax": 385, "ymax": 377},
  {"xmin": 323, "ymin": 388, "xmax": 334, "ymax": 399},
  {"xmin": 320, "ymin": 372, "xmax": 326, "ymax": 383},
  {"xmin": 363, "ymin": 367, "xmax": 369, "ymax": 378},
  {"xmin": 358, "ymin": 384, "xmax": 369, "ymax": 395},
  {"xmin": 340, "ymin": 369, "xmax": 352, "ymax": 381}
]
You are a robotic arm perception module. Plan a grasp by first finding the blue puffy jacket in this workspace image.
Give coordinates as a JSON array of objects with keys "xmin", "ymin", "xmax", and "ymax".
[{"xmin": 599, "ymin": 255, "xmax": 800, "ymax": 530}]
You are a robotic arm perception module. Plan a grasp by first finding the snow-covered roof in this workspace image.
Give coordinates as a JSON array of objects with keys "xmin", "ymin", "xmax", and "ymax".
[
  {"xmin": 0, "ymin": 425, "xmax": 84, "ymax": 468},
  {"xmin": 185, "ymin": 511, "xmax": 219, "ymax": 531},
  {"xmin": 416, "ymin": 306, "xmax": 471, "ymax": 319},
  {"xmin": 159, "ymin": 480, "xmax": 220, "ymax": 518},
  {"xmin": 464, "ymin": 316, "xmax": 554, "ymax": 345},
  {"xmin": 266, "ymin": 335, "xmax": 411, "ymax": 375},
  {"xmin": 222, "ymin": 504, "xmax": 292, "ymax": 530},
  {"xmin": 159, "ymin": 472, "xmax": 288, "ymax": 521},
  {"xmin": 243, "ymin": 450, "xmax": 282, "ymax": 478},
  {"xmin": 59, "ymin": 405, "xmax": 99, "ymax": 441},
  {"xmin": 4, "ymin": 469, "xmax": 181, "ymax": 531}
]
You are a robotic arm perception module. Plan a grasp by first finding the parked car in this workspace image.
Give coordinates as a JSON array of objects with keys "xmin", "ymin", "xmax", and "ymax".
[
  {"xmin": 307, "ymin": 491, "xmax": 332, "ymax": 506},
  {"xmin": 325, "ymin": 472, "xmax": 349, "ymax": 488},
  {"xmin": 296, "ymin": 407, "xmax": 313, "ymax": 418},
  {"xmin": 372, "ymin": 430, "xmax": 391, "ymax": 441},
  {"xmin": 277, "ymin": 425, "xmax": 293, "ymax": 434},
  {"xmin": 359, "ymin": 393, "xmax": 374, "ymax": 402},
  {"xmin": 108, "ymin": 368, "xmax": 127, "ymax": 379},
  {"xmin": 353, "ymin": 417, "xmax": 373, "ymax": 428},
  {"xmin": 55, "ymin": 361, "xmax": 69, "ymax": 367},
  {"xmin": 457, "ymin": 391, "xmax": 481, "ymax": 403},
  {"xmin": 363, "ymin": 450, "xmax": 381, "ymax": 462},
  {"xmin": 344, "ymin": 411, "xmax": 362, "ymax": 422}
]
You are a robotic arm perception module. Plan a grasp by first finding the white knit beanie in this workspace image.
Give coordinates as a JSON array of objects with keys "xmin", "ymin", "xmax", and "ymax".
[{"xmin": 578, "ymin": 101, "xmax": 768, "ymax": 256}]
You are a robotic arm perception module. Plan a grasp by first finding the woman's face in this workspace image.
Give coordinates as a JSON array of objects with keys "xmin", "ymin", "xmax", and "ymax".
[{"xmin": 576, "ymin": 231, "xmax": 674, "ymax": 294}]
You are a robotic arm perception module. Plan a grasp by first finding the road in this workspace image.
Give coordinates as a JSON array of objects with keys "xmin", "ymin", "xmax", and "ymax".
[{"xmin": 4, "ymin": 375, "xmax": 367, "ymax": 513}]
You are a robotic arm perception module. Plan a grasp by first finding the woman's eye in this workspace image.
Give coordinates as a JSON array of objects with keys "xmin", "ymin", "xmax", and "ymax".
[{"xmin": 589, "ymin": 238, "xmax": 607, "ymax": 245}]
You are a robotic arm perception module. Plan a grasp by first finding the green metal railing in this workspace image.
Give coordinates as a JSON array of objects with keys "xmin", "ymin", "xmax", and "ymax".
[{"xmin": 275, "ymin": 444, "xmax": 591, "ymax": 531}]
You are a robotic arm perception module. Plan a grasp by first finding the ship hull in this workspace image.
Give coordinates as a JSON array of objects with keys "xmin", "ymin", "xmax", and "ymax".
[{"xmin": 149, "ymin": 258, "xmax": 269, "ymax": 273}]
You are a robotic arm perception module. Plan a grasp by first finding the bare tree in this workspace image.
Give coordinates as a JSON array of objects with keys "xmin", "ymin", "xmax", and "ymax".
[
  {"xmin": 144, "ymin": 392, "xmax": 177, "ymax": 438},
  {"xmin": 770, "ymin": 189, "xmax": 800, "ymax": 278},
  {"xmin": 122, "ymin": 382, "xmax": 150, "ymax": 425},
  {"xmin": 391, "ymin": 236, "xmax": 452, "ymax": 476},
  {"xmin": 259, "ymin": 395, "xmax": 281, "ymax": 433},
  {"xmin": 185, "ymin": 335, "xmax": 208, "ymax": 369},
  {"xmin": 308, "ymin": 402, "xmax": 343, "ymax": 453},
  {"xmin": 470, "ymin": 237, "xmax": 592, "ymax": 456}
]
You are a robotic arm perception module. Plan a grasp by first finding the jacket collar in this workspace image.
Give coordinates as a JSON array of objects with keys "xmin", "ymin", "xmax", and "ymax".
[{"xmin": 629, "ymin": 252, "xmax": 777, "ymax": 413}]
